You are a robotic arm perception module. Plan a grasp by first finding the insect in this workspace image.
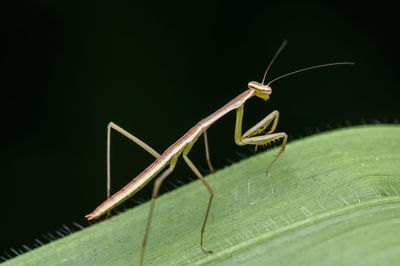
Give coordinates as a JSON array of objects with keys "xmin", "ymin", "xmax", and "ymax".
[{"xmin": 85, "ymin": 41, "xmax": 354, "ymax": 265}]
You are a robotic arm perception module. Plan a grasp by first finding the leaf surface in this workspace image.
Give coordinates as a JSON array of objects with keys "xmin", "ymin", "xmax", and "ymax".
[{"xmin": 5, "ymin": 125, "xmax": 400, "ymax": 266}]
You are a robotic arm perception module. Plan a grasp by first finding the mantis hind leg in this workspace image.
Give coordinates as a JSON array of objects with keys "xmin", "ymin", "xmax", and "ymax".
[
  {"xmin": 107, "ymin": 122, "xmax": 160, "ymax": 199},
  {"xmin": 140, "ymin": 156, "xmax": 178, "ymax": 266},
  {"xmin": 235, "ymin": 106, "xmax": 288, "ymax": 175}
]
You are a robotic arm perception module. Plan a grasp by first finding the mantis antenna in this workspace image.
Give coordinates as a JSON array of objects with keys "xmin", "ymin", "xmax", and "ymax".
[
  {"xmin": 261, "ymin": 40, "xmax": 288, "ymax": 84},
  {"xmin": 260, "ymin": 40, "xmax": 354, "ymax": 86},
  {"xmin": 267, "ymin": 62, "xmax": 355, "ymax": 86}
]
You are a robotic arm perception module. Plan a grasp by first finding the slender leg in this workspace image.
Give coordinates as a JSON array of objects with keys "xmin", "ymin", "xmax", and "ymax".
[
  {"xmin": 203, "ymin": 131, "xmax": 215, "ymax": 173},
  {"xmin": 182, "ymin": 142, "xmax": 214, "ymax": 254},
  {"xmin": 235, "ymin": 106, "xmax": 287, "ymax": 175},
  {"xmin": 140, "ymin": 156, "xmax": 178, "ymax": 266},
  {"xmin": 107, "ymin": 122, "xmax": 160, "ymax": 199}
]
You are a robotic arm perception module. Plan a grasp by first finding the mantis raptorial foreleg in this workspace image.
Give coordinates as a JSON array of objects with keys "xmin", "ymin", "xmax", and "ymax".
[
  {"xmin": 234, "ymin": 105, "xmax": 288, "ymax": 175},
  {"xmin": 243, "ymin": 110, "xmax": 279, "ymax": 137}
]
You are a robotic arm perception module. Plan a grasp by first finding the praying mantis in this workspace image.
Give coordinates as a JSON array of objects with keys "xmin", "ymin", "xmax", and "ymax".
[{"xmin": 85, "ymin": 41, "xmax": 354, "ymax": 265}]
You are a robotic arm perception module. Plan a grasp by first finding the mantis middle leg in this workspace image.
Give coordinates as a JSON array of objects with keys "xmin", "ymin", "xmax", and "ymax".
[
  {"xmin": 203, "ymin": 131, "xmax": 215, "ymax": 173},
  {"xmin": 182, "ymin": 141, "xmax": 214, "ymax": 254}
]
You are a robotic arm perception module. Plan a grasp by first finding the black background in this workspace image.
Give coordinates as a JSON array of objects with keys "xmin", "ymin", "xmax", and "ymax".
[{"xmin": 2, "ymin": 1, "xmax": 399, "ymax": 256}]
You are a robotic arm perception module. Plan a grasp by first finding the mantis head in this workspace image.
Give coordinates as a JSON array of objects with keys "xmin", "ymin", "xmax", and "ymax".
[{"xmin": 248, "ymin": 81, "xmax": 271, "ymax": 101}]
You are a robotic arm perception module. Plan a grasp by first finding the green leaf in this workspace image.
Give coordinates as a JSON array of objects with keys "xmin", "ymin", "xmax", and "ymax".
[{"xmin": 5, "ymin": 125, "xmax": 400, "ymax": 265}]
